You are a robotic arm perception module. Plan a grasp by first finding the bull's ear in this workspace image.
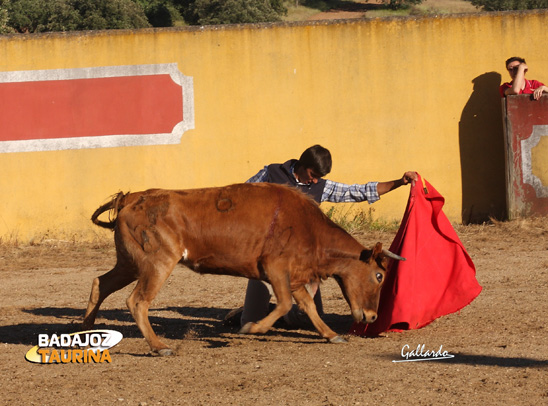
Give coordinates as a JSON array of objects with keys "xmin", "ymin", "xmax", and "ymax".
[
  {"xmin": 359, "ymin": 243, "xmax": 383, "ymax": 263},
  {"xmin": 372, "ymin": 242, "xmax": 383, "ymax": 258}
]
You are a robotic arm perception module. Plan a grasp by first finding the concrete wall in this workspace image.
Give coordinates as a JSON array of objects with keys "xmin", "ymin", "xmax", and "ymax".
[{"xmin": 1, "ymin": 11, "xmax": 547, "ymax": 241}]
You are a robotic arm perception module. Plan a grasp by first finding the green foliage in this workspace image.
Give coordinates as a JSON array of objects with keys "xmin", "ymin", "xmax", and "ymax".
[
  {"xmin": 73, "ymin": 0, "xmax": 150, "ymax": 30},
  {"xmin": 0, "ymin": 0, "xmax": 12, "ymax": 33},
  {"xmin": 1, "ymin": 0, "xmax": 290, "ymax": 31},
  {"xmin": 470, "ymin": 0, "xmax": 548, "ymax": 10},
  {"xmin": 137, "ymin": 0, "xmax": 183, "ymax": 27},
  {"xmin": 6, "ymin": 0, "xmax": 150, "ymax": 33},
  {"xmin": 183, "ymin": 0, "xmax": 287, "ymax": 25}
]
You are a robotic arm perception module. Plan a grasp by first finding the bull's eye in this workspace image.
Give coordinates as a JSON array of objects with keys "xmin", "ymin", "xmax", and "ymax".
[{"xmin": 376, "ymin": 272, "xmax": 383, "ymax": 283}]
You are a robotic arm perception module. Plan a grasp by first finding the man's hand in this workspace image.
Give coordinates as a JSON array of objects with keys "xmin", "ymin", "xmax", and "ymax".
[
  {"xmin": 402, "ymin": 171, "xmax": 418, "ymax": 186},
  {"xmin": 377, "ymin": 171, "xmax": 418, "ymax": 195},
  {"xmin": 533, "ymin": 85, "xmax": 547, "ymax": 101}
]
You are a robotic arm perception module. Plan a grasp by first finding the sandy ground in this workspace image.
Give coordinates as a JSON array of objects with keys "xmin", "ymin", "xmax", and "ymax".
[{"xmin": 1, "ymin": 216, "xmax": 547, "ymax": 405}]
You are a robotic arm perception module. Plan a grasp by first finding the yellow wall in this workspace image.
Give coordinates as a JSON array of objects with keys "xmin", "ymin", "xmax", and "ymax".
[{"xmin": 1, "ymin": 11, "xmax": 547, "ymax": 241}]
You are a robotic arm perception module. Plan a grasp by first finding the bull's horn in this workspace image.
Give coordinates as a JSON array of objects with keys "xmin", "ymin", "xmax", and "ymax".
[{"xmin": 382, "ymin": 249, "xmax": 406, "ymax": 261}]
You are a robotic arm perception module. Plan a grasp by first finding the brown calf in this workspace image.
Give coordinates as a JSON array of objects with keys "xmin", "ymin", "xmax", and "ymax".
[{"xmin": 84, "ymin": 183, "xmax": 402, "ymax": 355}]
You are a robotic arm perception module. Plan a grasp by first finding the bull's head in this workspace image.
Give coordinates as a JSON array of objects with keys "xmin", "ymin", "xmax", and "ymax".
[{"xmin": 334, "ymin": 242, "xmax": 404, "ymax": 325}]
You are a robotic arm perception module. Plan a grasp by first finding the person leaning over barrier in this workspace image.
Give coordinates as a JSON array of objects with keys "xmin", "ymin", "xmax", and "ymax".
[
  {"xmin": 500, "ymin": 57, "xmax": 548, "ymax": 100},
  {"xmin": 224, "ymin": 144, "xmax": 417, "ymax": 329}
]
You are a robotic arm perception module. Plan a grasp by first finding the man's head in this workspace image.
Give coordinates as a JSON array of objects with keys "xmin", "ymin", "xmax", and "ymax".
[
  {"xmin": 505, "ymin": 56, "xmax": 526, "ymax": 79},
  {"xmin": 295, "ymin": 145, "xmax": 332, "ymax": 184}
]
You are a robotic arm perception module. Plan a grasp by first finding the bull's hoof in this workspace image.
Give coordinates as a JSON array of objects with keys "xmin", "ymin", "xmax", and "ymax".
[
  {"xmin": 239, "ymin": 322, "xmax": 256, "ymax": 334},
  {"xmin": 152, "ymin": 348, "xmax": 174, "ymax": 357},
  {"xmin": 329, "ymin": 335, "xmax": 348, "ymax": 344}
]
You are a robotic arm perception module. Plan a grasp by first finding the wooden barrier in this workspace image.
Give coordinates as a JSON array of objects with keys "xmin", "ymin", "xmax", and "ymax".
[{"xmin": 503, "ymin": 94, "xmax": 548, "ymax": 218}]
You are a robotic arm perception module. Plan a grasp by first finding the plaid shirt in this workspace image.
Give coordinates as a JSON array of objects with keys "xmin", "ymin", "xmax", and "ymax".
[{"xmin": 246, "ymin": 165, "xmax": 380, "ymax": 204}]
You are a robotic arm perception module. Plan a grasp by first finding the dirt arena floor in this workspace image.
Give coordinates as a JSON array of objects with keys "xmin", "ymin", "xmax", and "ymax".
[{"xmin": 1, "ymin": 216, "xmax": 547, "ymax": 405}]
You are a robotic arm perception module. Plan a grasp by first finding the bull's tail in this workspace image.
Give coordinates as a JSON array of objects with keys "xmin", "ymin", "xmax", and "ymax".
[{"xmin": 91, "ymin": 192, "xmax": 127, "ymax": 230}]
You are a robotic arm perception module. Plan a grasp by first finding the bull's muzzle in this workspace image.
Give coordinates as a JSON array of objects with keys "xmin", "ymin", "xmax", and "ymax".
[{"xmin": 353, "ymin": 308, "xmax": 377, "ymax": 324}]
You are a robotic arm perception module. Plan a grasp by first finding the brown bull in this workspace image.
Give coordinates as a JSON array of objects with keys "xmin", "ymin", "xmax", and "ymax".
[{"xmin": 84, "ymin": 183, "xmax": 403, "ymax": 356}]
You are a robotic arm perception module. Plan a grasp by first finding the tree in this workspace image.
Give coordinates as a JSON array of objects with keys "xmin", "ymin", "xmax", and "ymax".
[
  {"xmin": 0, "ymin": 0, "xmax": 12, "ymax": 33},
  {"xmin": 72, "ymin": 0, "xmax": 150, "ymax": 30},
  {"xmin": 470, "ymin": 0, "xmax": 548, "ymax": 10},
  {"xmin": 183, "ymin": 0, "xmax": 287, "ymax": 25},
  {"xmin": 7, "ymin": 0, "xmax": 48, "ymax": 32},
  {"xmin": 137, "ymin": 0, "xmax": 183, "ymax": 27},
  {"xmin": 6, "ymin": 0, "xmax": 150, "ymax": 33}
]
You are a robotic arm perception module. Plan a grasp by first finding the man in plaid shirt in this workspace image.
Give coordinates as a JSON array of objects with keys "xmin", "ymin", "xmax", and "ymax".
[
  {"xmin": 228, "ymin": 145, "xmax": 417, "ymax": 329},
  {"xmin": 246, "ymin": 162, "xmax": 381, "ymax": 204}
]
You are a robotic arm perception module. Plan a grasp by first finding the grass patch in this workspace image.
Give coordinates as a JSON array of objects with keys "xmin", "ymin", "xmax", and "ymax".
[
  {"xmin": 324, "ymin": 205, "xmax": 400, "ymax": 233},
  {"xmin": 283, "ymin": 0, "xmax": 479, "ymax": 21},
  {"xmin": 363, "ymin": 8, "xmax": 411, "ymax": 17},
  {"xmin": 282, "ymin": 1, "xmax": 330, "ymax": 20}
]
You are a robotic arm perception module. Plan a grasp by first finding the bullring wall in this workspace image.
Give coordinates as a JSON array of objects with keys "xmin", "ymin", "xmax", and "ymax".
[{"xmin": 1, "ymin": 10, "xmax": 547, "ymax": 241}]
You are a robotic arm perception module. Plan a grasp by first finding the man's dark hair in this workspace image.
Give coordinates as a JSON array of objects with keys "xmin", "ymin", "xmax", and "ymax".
[
  {"xmin": 298, "ymin": 145, "xmax": 332, "ymax": 177},
  {"xmin": 505, "ymin": 56, "xmax": 526, "ymax": 68}
]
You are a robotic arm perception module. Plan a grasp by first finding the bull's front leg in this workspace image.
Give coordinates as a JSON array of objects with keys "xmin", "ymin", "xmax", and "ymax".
[
  {"xmin": 292, "ymin": 286, "xmax": 347, "ymax": 343},
  {"xmin": 239, "ymin": 272, "xmax": 293, "ymax": 335}
]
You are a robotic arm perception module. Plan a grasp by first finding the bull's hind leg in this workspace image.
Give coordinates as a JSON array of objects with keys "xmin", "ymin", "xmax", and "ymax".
[
  {"xmin": 83, "ymin": 264, "xmax": 137, "ymax": 330},
  {"xmin": 126, "ymin": 258, "xmax": 178, "ymax": 356},
  {"xmin": 292, "ymin": 286, "xmax": 347, "ymax": 343}
]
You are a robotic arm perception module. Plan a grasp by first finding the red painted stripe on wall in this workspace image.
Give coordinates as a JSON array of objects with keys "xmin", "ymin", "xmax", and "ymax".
[
  {"xmin": 1, "ymin": 75, "xmax": 182, "ymax": 141},
  {"xmin": 0, "ymin": 64, "xmax": 194, "ymax": 153}
]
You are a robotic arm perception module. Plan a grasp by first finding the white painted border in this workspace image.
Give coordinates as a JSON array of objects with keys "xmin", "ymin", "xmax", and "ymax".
[
  {"xmin": 521, "ymin": 125, "xmax": 548, "ymax": 198},
  {"xmin": 0, "ymin": 63, "xmax": 194, "ymax": 153}
]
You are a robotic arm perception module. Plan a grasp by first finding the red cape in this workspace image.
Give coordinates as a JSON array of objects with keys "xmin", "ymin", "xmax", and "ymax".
[{"xmin": 350, "ymin": 174, "xmax": 482, "ymax": 336}]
